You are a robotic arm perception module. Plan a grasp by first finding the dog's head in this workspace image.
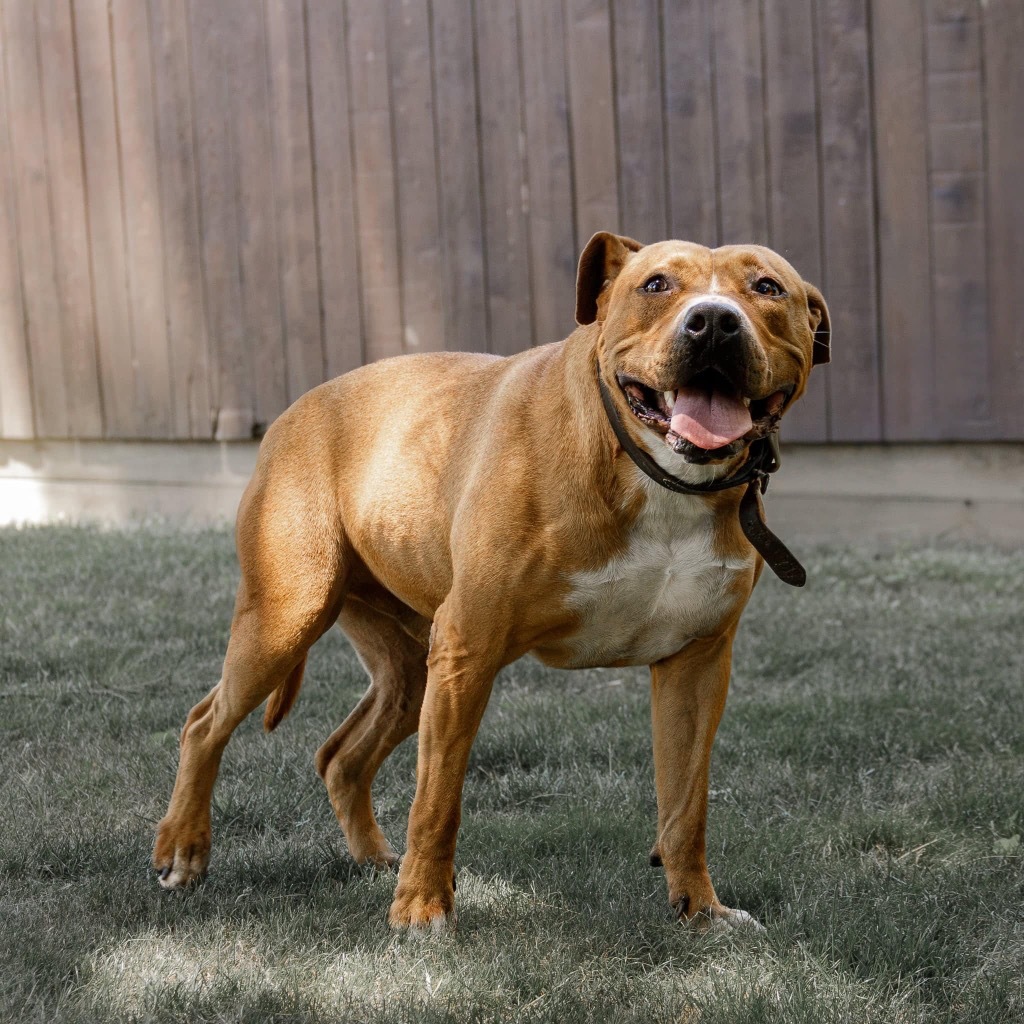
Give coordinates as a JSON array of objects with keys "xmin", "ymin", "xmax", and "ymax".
[{"xmin": 577, "ymin": 233, "xmax": 830, "ymax": 463}]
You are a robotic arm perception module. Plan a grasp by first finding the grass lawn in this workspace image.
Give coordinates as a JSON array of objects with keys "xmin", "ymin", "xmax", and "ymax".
[{"xmin": 0, "ymin": 525, "xmax": 1021, "ymax": 1023}]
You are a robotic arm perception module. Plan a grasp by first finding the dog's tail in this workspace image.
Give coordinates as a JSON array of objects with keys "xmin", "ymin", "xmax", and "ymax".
[{"xmin": 263, "ymin": 656, "xmax": 307, "ymax": 732}]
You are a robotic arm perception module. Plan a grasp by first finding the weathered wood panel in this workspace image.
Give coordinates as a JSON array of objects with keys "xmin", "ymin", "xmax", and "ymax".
[
  {"xmin": 75, "ymin": 0, "xmax": 140, "ymax": 437},
  {"xmin": 475, "ymin": 2, "xmax": 532, "ymax": 355},
  {"xmin": 267, "ymin": 0, "xmax": 323, "ymax": 405},
  {"xmin": 347, "ymin": 0, "xmax": 404, "ymax": 364},
  {"xmin": 112, "ymin": 0, "xmax": 173, "ymax": 438},
  {"xmin": 148, "ymin": 0, "xmax": 213, "ymax": 438},
  {"xmin": 926, "ymin": 0, "xmax": 991, "ymax": 439},
  {"xmin": 431, "ymin": 0, "xmax": 488, "ymax": 351},
  {"xmin": 386, "ymin": 0, "xmax": 443, "ymax": 356},
  {"xmin": 519, "ymin": 0, "xmax": 576, "ymax": 347},
  {"xmin": 762, "ymin": 0, "xmax": 827, "ymax": 442},
  {"xmin": 815, "ymin": 0, "xmax": 880, "ymax": 441},
  {"xmin": 564, "ymin": 0, "xmax": 619, "ymax": 250},
  {"xmin": 983, "ymin": 0, "xmax": 1024, "ymax": 439},
  {"xmin": 230, "ymin": 0, "xmax": 286, "ymax": 433},
  {"xmin": 38, "ymin": 0, "xmax": 103, "ymax": 438},
  {"xmin": 4, "ymin": 0, "xmax": 70, "ymax": 438},
  {"xmin": 662, "ymin": 0, "xmax": 718, "ymax": 247},
  {"xmin": 0, "ymin": 0, "xmax": 1021, "ymax": 443},
  {"xmin": 0, "ymin": 3, "xmax": 34, "ymax": 438},
  {"xmin": 307, "ymin": 0, "xmax": 363, "ymax": 377},
  {"xmin": 872, "ymin": 0, "xmax": 936, "ymax": 441},
  {"xmin": 613, "ymin": 0, "xmax": 667, "ymax": 244},
  {"xmin": 712, "ymin": 0, "xmax": 768, "ymax": 245},
  {"xmin": 187, "ymin": 0, "xmax": 253, "ymax": 440}
]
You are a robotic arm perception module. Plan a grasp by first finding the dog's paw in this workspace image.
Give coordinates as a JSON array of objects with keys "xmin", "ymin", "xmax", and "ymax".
[
  {"xmin": 675, "ymin": 897, "xmax": 765, "ymax": 934},
  {"xmin": 152, "ymin": 818, "xmax": 210, "ymax": 889},
  {"xmin": 387, "ymin": 883, "xmax": 456, "ymax": 934},
  {"xmin": 707, "ymin": 906, "xmax": 765, "ymax": 932},
  {"xmin": 347, "ymin": 831, "xmax": 401, "ymax": 871},
  {"xmin": 359, "ymin": 846, "xmax": 401, "ymax": 871}
]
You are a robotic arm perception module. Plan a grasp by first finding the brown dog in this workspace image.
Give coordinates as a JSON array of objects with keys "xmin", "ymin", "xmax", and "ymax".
[{"xmin": 153, "ymin": 233, "xmax": 829, "ymax": 932}]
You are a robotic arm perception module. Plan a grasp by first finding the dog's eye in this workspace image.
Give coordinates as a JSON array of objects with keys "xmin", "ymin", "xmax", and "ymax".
[
  {"xmin": 642, "ymin": 275, "xmax": 670, "ymax": 294},
  {"xmin": 753, "ymin": 277, "xmax": 784, "ymax": 297}
]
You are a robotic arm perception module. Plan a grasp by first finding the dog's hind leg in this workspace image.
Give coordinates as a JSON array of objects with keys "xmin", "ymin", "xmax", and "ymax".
[
  {"xmin": 315, "ymin": 598, "xmax": 429, "ymax": 868},
  {"xmin": 153, "ymin": 478, "xmax": 350, "ymax": 889}
]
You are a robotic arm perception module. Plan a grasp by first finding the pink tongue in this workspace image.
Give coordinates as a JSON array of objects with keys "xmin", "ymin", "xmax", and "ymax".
[{"xmin": 670, "ymin": 386, "xmax": 752, "ymax": 450}]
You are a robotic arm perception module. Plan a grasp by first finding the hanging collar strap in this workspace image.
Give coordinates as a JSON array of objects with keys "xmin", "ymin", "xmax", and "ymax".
[{"xmin": 597, "ymin": 365, "xmax": 806, "ymax": 587}]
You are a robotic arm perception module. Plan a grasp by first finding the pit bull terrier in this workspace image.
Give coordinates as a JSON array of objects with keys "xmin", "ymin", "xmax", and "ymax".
[{"xmin": 153, "ymin": 232, "xmax": 830, "ymax": 932}]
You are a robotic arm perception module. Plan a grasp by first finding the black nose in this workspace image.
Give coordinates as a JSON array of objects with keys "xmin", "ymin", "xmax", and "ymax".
[{"xmin": 682, "ymin": 302, "xmax": 742, "ymax": 347}]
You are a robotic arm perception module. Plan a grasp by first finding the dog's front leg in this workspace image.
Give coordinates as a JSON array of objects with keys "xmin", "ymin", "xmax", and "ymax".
[
  {"xmin": 650, "ymin": 629, "xmax": 763, "ymax": 931},
  {"xmin": 388, "ymin": 607, "xmax": 499, "ymax": 932}
]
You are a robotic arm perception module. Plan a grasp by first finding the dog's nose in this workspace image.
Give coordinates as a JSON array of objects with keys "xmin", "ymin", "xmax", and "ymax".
[{"xmin": 681, "ymin": 302, "xmax": 742, "ymax": 347}]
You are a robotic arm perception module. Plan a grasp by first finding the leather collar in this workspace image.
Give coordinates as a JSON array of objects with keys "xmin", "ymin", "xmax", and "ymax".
[{"xmin": 597, "ymin": 365, "xmax": 807, "ymax": 587}]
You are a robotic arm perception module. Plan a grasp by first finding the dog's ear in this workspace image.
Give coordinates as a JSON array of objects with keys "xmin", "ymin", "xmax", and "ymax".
[
  {"xmin": 575, "ymin": 231, "xmax": 644, "ymax": 325},
  {"xmin": 805, "ymin": 283, "xmax": 831, "ymax": 366}
]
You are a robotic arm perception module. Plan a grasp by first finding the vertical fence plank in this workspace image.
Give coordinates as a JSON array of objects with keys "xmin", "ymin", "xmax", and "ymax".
[
  {"xmin": 386, "ymin": 0, "xmax": 444, "ymax": 355},
  {"xmin": 474, "ymin": 1, "xmax": 532, "ymax": 355},
  {"xmin": 3, "ymin": 0, "xmax": 69, "ymax": 437},
  {"xmin": 112, "ymin": 0, "xmax": 173, "ymax": 437},
  {"xmin": 564, "ymin": 0, "xmax": 619, "ymax": 248},
  {"xmin": 983, "ymin": 0, "xmax": 1024, "ymax": 439},
  {"xmin": 0, "ymin": 13, "xmax": 33, "ymax": 438},
  {"xmin": 347, "ymin": 0, "xmax": 404, "ymax": 363},
  {"xmin": 148, "ymin": 0, "xmax": 212, "ymax": 438},
  {"xmin": 431, "ymin": 0, "xmax": 488, "ymax": 351},
  {"xmin": 519, "ymin": 0, "xmax": 576, "ymax": 345},
  {"xmin": 612, "ymin": 0, "xmax": 667, "ymax": 243},
  {"xmin": 761, "ymin": 0, "xmax": 826, "ymax": 441},
  {"xmin": 711, "ymin": 0, "xmax": 768, "ymax": 244},
  {"xmin": 872, "ymin": 0, "xmax": 935, "ymax": 441},
  {"xmin": 308, "ymin": 0, "xmax": 363, "ymax": 377},
  {"xmin": 187, "ymin": 0, "xmax": 253, "ymax": 439},
  {"xmin": 38, "ymin": 0, "xmax": 102, "ymax": 437},
  {"xmin": 815, "ymin": 0, "xmax": 879, "ymax": 441},
  {"xmin": 762, "ymin": 0, "xmax": 823, "ymax": 270},
  {"xmin": 266, "ymin": 0, "xmax": 323, "ymax": 405},
  {"xmin": 224, "ymin": 0, "xmax": 285, "ymax": 432},
  {"xmin": 307, "ymin": 0, "xmax": 362, "ymax": 378},
  {"xmin": 662, "ymin": 0, "xmax": 717, "ymax": 246},
  {"xmin": 75, "ymin": 0, "xmax": 139, "ymax": 437},
  {"xmin": 926, "ymin": 0, "xmax": 991, "ymax": 438}
]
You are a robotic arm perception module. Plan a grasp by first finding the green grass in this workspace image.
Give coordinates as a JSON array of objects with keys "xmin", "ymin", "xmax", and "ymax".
[{"xmin": 1, "ymin": 525, "xmax": 1021, "ymax": 1023}]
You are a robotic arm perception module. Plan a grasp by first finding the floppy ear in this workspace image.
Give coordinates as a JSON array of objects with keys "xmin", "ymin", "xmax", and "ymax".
[
  {"xmin": 575, "ymin": 231, "xmax": 644, "ymax": 325},
  {"xmin": 805, "ymin": 283, "xmax": 831, "ymax": 365}
]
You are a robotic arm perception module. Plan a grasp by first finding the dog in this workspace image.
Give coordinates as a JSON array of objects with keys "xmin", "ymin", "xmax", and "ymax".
[{"xmin": 153, "ymin": 232, "xmax": 830, "ymax": 932}]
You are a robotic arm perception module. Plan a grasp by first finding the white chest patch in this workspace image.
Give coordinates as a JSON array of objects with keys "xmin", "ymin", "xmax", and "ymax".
[{"xmin": 560, "ymin": 481, "xmax": 752, "ymax": 668}]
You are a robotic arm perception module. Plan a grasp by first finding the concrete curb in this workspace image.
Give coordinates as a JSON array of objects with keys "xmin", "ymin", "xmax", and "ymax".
[{"xmin": 1, "ymin": 440, "xmax": 1022, "ymax": 546}]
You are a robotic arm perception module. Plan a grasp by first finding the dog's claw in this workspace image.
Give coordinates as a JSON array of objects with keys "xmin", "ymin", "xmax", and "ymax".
[{"xmin": 158, "ymin": 866, "xmax": 171, "ymax": 880}]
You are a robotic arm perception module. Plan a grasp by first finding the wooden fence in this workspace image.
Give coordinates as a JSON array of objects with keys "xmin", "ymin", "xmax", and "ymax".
[{"xmin": 0, "ymin": 0, "xmax": 1021, "ymax": 443}]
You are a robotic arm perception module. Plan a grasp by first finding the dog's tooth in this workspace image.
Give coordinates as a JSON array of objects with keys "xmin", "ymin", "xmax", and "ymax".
[
  {"xmin": 663, "ymin": 391, "xmax": 675, "ymax": 410},
  {"xmin": 742, "ymin": 397, "xmax": 751, "ymax": 407}
]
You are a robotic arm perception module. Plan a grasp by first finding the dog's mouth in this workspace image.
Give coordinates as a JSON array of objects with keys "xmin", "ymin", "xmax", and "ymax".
[{"xmin": 617, "ymin": 369, "xmax": 791, "ymax": 462}]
